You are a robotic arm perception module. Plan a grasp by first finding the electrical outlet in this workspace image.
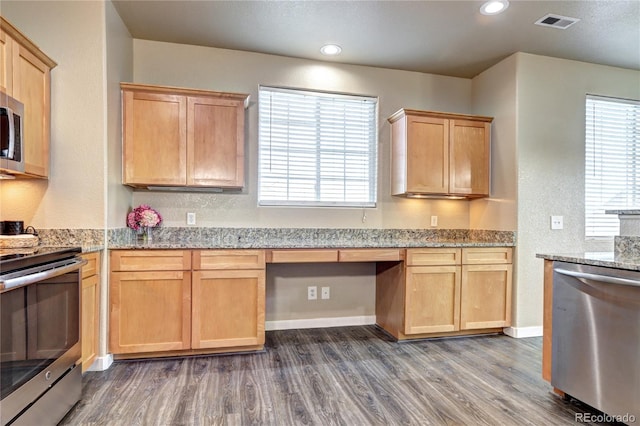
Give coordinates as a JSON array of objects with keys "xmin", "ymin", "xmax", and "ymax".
[
  {"xmin": 187, "ymin": 212, "xmax": 196, "ymax": 225},
  {"xmin": 307, "ymin": 286, "xmax": 317, "ymax": 300},
  {"xmin": 430, "ymin": 215, "xmax": 438, "ymax": 227},
  {"xmin": 321, "ymin": 286, "xmax": 330, "ymax": 300},
  {"xmin": 551, "ymin": 215, "xmax": 563, "ymax": 230}
]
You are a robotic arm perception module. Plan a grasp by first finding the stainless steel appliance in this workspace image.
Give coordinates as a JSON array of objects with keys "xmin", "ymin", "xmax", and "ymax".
[
  {"xmin": 552, "ymin": 261, "xmax": 640, "ymax": 420},
  {"xmin": 0, "ymin": 247, "xmax": 85, "ymax": 425},
  {"xmin": 0, "ymin": 91, "xmax": 24, "ymax": 175}
]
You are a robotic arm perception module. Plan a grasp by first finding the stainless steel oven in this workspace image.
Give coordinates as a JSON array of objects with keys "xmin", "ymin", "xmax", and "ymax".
[{"xmin": 0, "ymin": 247, "xmax": 85, "ymax": 425}]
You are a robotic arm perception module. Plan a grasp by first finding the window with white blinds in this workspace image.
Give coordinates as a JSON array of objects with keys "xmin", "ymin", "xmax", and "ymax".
[
  {"xmin": 258, "ymin": 86, "xmax": 378, "ymax": 207},
  {"xmin": 585, "ymin": 95, "xmax": 640, "ymax": 238}
]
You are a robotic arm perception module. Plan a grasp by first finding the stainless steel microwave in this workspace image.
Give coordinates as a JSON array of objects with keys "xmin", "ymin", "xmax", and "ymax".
[{"xmin": 0, "ymin": 91, "xmax": 25, "ymax": 175}]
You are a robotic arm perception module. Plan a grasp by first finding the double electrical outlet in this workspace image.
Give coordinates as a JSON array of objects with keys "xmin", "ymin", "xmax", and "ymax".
[{"xmin": 307, "ymin": 286, "xmax": 330, "ymax": 300}]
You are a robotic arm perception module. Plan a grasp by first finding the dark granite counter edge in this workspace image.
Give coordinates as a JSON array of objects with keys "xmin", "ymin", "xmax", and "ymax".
[{"xmin": 536, "ymin": 253, "xmax": 640, "ymax": 272}]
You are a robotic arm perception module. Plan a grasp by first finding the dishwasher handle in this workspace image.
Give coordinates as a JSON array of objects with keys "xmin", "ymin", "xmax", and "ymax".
[{"xmin": 554, "ymin": 267, "xmax": 640, "ymax": 288}]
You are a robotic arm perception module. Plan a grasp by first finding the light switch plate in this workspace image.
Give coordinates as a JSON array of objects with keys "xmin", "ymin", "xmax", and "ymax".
[
  {"xmin": 551, "ymin": 215, "xmax": 563, "ymax": 230},
  {"xmin": 430, "ymin": 216, "xmax": 438, "ymax": 227}
]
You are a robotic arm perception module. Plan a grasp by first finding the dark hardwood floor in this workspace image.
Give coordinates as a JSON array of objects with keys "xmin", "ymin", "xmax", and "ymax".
[{"xmin": 60, "ymin": 327, "xmax": 614, "ymax": 425}]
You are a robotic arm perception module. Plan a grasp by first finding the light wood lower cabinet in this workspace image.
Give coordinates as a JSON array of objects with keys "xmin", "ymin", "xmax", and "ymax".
[
  {"xmin": 460, "ymin": 263, "xmax": 512, "ymax": 329},
  {"xmin": 80, "ymin": 252, "xmax": 101, "ymax": 372},
  {"xmin": 192, "ymin": 249, "xmax": 265, "ymax": 350},
  {"xmin": 109, "ymin": 269, "xmax": 192, "ymax": 354},
  {"xmin": 405, "ymin": 265, "xmax": 461, "ymax": 334},
  {"xmin": 192, "ymin": 269, "xmax": 265, "ymax": 349},
  {"xmin": 377, "ymin": 247, "xmax": 512, "ymax": 340},
  {"xmin": 109, "ymin": 249, "xmax": 265, "ymax": 357}
]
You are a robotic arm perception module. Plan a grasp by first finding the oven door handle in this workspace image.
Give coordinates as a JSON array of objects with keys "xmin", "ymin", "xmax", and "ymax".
[
  {"xmin": 554, "ymin": 267, "xmax": 640, "ymax": 288},
  {"xmin": 0, "ymin": 257, "xmax": 87, "ymax": 291}
]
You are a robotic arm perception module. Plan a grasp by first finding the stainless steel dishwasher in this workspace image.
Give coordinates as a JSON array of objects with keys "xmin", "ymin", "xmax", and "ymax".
[{"xmin": 552, "ymin": 261, "xmax": 640, "ymax": 420}]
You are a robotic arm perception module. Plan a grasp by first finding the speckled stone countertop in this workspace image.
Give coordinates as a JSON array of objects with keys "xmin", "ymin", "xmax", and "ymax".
[
  {"xmin": 605, "ymin": 209, "xmax": 640, "ymax": 215},
  {"xmin": 536, "ymin": 252, "xmax": 640, "ymax": 272},
  {"xmin": 108, "ymin": 227, "xmax": 516, "ymax": 249}
]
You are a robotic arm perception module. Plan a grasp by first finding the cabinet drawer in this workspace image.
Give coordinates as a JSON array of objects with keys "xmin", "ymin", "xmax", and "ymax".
[
  {"xmin": 267, "ymin": 249, "xmax": 338, "ymax": 263},
  {"xmin": 462, "ymin": 247, "xmax": 512, "ymax": 265},
  {"xmin": 81, "ymin": 252, "xmax": 100, "ymax": 278},
  {"xmin": 110, "ymin": 250, "xmax": 191, "ymax": 271},
  {"xmin": 193, "ymin": 250, "xmax": 265, "ymax": 270},
  {"xmin": 338, "ymin": 249, "xmax": 402, "ymax": 262},
  {"xmin": 406, "ymin": 248, "xmax": 461, "ymax": 266}
]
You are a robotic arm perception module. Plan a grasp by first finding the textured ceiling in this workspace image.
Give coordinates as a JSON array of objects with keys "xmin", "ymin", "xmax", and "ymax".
[{"xmin": 112, "ymin": 0, "xmax": 640, "ymax": 78}]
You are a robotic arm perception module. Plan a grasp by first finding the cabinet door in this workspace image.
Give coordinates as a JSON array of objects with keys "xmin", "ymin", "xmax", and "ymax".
[
  {"xmin": 81, "ymin": 273, "xmax": 99, "ymax": 372},
  {"xmin": 449, "ymin": 119, "xmax": 490, "ymax": 196},
  {"xmin": 404, "ymin": 265, "xmax": 461, "ymax": 334},
  {"xmin": 0, "ymin": 29, "xmax": 13, "ymax": 94},
  {"xmin": 187, "ymin": 96, "xmax": 244, "ymax": 187},
  {"xmin": 191, "ymin": 269, "xmax": 265, "ymax": 349},
  {"xmin": 460, "ymin": 264, "xmax": 512, "ymax": 329},
  {"xmin": 110, "ymin": 271, "xmax": 191, "ymax": 354},
  {"xmin": 405, "ymin": 115, "xmax": 449, "ymax": 194},
  {"xmin": 12, "ymin": 43, "xmax": 50, "ymax": 177},
  {"xmin": 122, "ymin": 90, "xmax": 187, "ymax": 185}
]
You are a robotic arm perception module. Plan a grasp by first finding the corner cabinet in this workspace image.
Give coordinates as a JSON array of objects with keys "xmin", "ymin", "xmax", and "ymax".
[
  {"xmin": 0, "ymin": 17, "xmax": 56, "ymax": 178},
  {"xmin": 121, "ymin": 83, "xmax": 249, "ymax": 189},
  {"xmin": 388, "ymin": 109, "xmax": 492, "ymax": 198}
]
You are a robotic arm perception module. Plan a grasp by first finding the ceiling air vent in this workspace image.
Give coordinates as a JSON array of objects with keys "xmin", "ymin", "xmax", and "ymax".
[{"xmin": 534, "ymin": 14, "xmax": 580, "ymax": 30}]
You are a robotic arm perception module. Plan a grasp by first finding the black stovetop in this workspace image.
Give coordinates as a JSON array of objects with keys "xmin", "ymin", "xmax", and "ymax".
[{"xmin": 0, "ymin": 246, "xmax": 82, "ymax": 274}]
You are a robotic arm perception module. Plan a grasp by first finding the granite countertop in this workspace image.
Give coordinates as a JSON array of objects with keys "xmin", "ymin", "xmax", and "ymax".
[
  {"xmin": 108, "ymin": 227, "xmax": 516, "ymax": 250},
  {"xmin": 109, "ymin": 239, "xmax": 513, "ymax": 250},
  {"xmin": 536, "ymin": 252, "xmax": 640, "ymax": 272}
]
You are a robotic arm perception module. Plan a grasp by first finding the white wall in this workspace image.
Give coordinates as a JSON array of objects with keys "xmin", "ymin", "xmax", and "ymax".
[
  {"xmin": 469, "ymin": 54, "xmax": 518, "ymax": 232},
  {"xmin": 470, "ymin": 52, "xmax": 640, "ymax": 330},
  {"xmin": 0, "ymin": 1, "xmax": 107, "ymax": 228},
  {"xmin": 131, "ymin": 39, "xmax": 474, "ymax": 230},
  {"xmin": 105, "ymin": 0, "xmax": 133, "ymax": 229}
]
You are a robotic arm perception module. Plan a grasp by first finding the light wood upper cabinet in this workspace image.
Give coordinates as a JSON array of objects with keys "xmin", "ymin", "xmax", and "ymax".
[
  {"xmin": 1, "ymin": 17, "xmax": 56, "ymax": 178},
  {"xmin": 121, "ymin": 83, "xmax": 249, "ymax": 189},
  {"xmin": 0, "ymin": 27, "xmax": 13, "ymax": 94},
  {"xmin": 122, "ymin": 91, "xmax": 187, "ymax": 185},
  {"xmin": 187, "ymin": 96, "xmax": 245, "ymax": 187},
  {"xmin": 389, "ymin": 109, "xmax": 492, "ymax": 198}
]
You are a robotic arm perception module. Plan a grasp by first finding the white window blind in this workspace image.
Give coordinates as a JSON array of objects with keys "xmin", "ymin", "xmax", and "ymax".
[
  {"xmin": 585, "ymin": 95, "xmax": 640, "ymax": 238},
  {"xmin": 258, "ymin": 86, "xmax": 378, "ymax": 207}
]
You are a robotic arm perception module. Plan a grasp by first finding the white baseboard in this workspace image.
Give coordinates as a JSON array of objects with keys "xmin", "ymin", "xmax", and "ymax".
[
  {"xmin": 266, "ymin": 315, "xmax": 376, "ymax": 331},
  {"xmin": 503, "ymin": 326, "xmax": 543, "ymax": 338},
  {"xmin": 87, "ymin": 354, "xmax": 114, "ymax": 371}
]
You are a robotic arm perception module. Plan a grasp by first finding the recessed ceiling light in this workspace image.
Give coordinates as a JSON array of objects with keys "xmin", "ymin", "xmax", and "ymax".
[
  {"xmin": 480, "ymin": 0, "xmax": 509, "ymax": 15},
  {"xmin": 320, "ymin": 44, "xmax": 342, "ymax": 56}
]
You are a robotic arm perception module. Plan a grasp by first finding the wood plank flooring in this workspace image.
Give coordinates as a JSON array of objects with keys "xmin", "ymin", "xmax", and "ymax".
[{"xmin": 60, "ymin": 327, "xmax": 614, "ymax": 425}]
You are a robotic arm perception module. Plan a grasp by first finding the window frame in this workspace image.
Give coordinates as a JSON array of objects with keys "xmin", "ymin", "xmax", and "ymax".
[
  {"xmin": 257, "ymin": 85, "xmax": 379, "ymax": 208},
  {"xmin": 585, "ymin": 94, "xmax": 640, "ymax": 239}
]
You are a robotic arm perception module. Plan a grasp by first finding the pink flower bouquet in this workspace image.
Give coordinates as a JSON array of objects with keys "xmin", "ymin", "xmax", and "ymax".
[{"xmin": 127, "ymin": 204, "xmax": 162, "ymax": 231}]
